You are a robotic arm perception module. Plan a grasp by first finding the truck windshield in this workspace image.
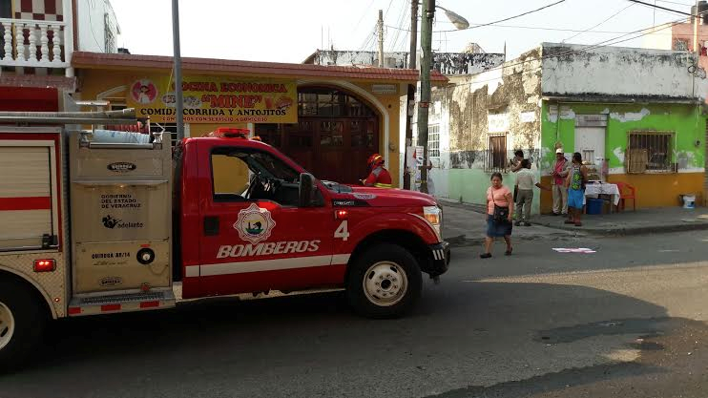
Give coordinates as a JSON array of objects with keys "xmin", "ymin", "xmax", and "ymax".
[{"xmin": 219, "ymin": 148, "xmax": 299, "ymax": 183}]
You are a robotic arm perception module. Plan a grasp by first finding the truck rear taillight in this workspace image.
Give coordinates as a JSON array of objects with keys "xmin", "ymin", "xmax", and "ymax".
[
  {"xmin": 335, "ymin": 210, "xmax": 348, "ymax": 219},
  {"xmin": 33, "ymin": 259, "xmax": 56, "ymax": 272}
]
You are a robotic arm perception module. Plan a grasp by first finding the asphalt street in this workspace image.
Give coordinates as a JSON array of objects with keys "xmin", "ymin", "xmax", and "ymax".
[{"xmin": 1, "ymin": 230, "xmax": 707, "ymax": 398}]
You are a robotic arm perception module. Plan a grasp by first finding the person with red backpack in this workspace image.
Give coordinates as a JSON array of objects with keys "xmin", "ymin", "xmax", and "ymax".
[{"xmin": 362, "ymin": 153, "xmax": 393, "ymax": 188}]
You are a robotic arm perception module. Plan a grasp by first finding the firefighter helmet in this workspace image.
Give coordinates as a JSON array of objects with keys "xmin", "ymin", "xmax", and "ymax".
[{"xmin": 368, "ymin": 153, "xmax": 384, "ymax": 168}]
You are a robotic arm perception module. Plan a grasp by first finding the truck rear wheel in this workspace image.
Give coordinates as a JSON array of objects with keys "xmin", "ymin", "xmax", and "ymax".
[
  {"xmin": 346, "ymin": 244, "xmax": 422, "ymax": 318},
  {"xmin": 0, "ymin": 279, "xmax": 47, "ymax": 373}
]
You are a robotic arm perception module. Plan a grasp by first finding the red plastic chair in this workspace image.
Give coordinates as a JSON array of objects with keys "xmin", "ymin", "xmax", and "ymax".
[{"xmin": 614, "ymin": 182, "xmax": 636, "ymax": 211}]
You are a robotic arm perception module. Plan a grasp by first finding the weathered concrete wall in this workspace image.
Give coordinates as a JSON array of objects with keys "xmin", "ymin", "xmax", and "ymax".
[
  {"xmin": 541, "ymin": 43, "xmax": 708, "ymax": 101},
  {"xmin": 420, "ymin": 48, "xmax": 543, "ymax": 211},
  {"xmin": 431, "ymin": 53, "xmax": 505, "ymax": 76},
  {"xmin": 307, "ymin": 50, "xmax": 505, "ymax": 75},
  {"xmin": 309, "ymin": 51, "xmax": 409, "ymax": 68}
]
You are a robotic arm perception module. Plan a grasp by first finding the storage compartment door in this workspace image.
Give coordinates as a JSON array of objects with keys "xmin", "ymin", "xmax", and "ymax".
[{"xmin": 0, "ymin": 144, "xmax": 57, "ymax": 251}]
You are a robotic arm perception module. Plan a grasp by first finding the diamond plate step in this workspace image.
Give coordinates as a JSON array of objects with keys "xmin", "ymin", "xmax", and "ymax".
[{"xmin": 68, "ymin": 289, "xmax": 176, "ymax": 316}]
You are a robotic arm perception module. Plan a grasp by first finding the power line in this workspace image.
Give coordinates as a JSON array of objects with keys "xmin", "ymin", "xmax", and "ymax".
[
  {"xmin": 353, "ymin": 0, "xmax": 377, "ymax": 34},
  {"xmin": 359, "ymin": 22, "xmax": 378, "ymax": 51},
  {"xmin": 655, "ymin": 0, "xmax": 694, "ymax": 6},
  {"xmin": 435, "ymin": 0, "xmax": 568, "ymax": 33},
  {"xmin": 384, "ymin": 0, "xmax": 395, "ymax": 19},
  {"xmin": 627, "ymin": 0, "xmax": 694, "ymax": 16},
  {"xmin": 446, "ymin": 16, "xmax": 691, "ymax": 88},
  {"xmin": 562, "ymin": 3, "xmax": 635, "ymax": 43},
  {"xmin": 388, "ymin": 0, "xmax": 409, "ymax": 52},
  {"xmin": 400, "ymin": 29, "xmax": 410, "ymax": 52},
  {"xmin": 386, "ymin": 21, "xmax": 679, "ymax": 35},
  {"xmin": 86, "ymin": 0, "xmax": 106, "ymax": 51}
]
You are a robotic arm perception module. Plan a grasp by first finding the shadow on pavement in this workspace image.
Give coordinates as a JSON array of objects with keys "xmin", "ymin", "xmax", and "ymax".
[
  {"xmin": 447, "ymin": 231, "xmax": 708, "ymax": 279},
  {"xmin": 1, "ymin": 279, "xmax": 699, "ymax": 398}
]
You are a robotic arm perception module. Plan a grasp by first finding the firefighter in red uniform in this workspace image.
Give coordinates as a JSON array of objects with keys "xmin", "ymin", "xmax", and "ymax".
[{"xmin": 362, "ymin": 153, "xmax": 393, "ymax": 188}]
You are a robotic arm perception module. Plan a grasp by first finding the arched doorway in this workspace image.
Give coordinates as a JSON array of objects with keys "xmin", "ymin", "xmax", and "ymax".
[{"xmin": 255, "ymin": 86, "xmax": 380, "ymax": 184}]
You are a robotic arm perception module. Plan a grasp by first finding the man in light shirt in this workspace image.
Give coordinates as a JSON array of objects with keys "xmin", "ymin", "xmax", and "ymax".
[
  {"xmin": 515, "ymin": 159, "xmax": 550, "ymax": 226},
  {"xmin": 552, "ymin": 148, "xmax": 570, "ymax": 216}
]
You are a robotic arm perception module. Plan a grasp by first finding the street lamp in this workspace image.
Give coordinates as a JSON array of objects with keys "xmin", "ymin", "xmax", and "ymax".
[
  {"xmin": 416, "ymin": 0, "xmax": 468, "ymax": 193},
  {"xmin": 436, "ymin": 6, "xmax": 470, "ymax": 30}
]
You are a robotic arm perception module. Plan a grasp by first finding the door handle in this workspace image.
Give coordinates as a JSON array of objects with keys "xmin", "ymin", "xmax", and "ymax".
[{"xmin": 203, "ymin": 216, "xmax": 220, "ymax": 236}]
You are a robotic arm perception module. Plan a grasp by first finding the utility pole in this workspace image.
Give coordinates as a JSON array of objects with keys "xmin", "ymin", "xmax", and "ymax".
[
  {"xmin": 694, "ymin": 0, "xmax": 700, "ymax": 56},
  {"xmin": 172, "ymin": 0, "xmax": 184, "ymax": 141},
  {"xmin": 409, "ymin": 0, "xmax": 418, "ymax": 69},
  {"xmin": 403, "ymin": 0, "xmax": 418, "ymax": 190},
  {"xmin": 417, "ymin": 0, "xmax": 434, "ymax": 194},
  {"xmin": 378, "ymin": 9, "xmax": 384, "ymax": 67}
]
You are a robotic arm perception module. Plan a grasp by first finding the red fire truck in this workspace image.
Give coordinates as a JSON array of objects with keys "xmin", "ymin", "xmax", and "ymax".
[{"xmin": 0, "ymin": 110, "xmax": 449, "ymax": 370}]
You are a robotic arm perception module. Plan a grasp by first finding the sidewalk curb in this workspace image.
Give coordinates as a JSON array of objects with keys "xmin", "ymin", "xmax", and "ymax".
[
  {"xmin": 438, "ymin": 199, "xmax": 486, "ymax": 214},
  {"xmin": 533, "ymin": 220, "xmax": 708, "ymax": 236},
  {"xmin": 438, "ymin": 198, "xmax": 708, "ymax": 237}
]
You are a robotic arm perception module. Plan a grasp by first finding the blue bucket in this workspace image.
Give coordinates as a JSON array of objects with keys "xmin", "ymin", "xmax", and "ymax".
[{"xmin": 586, "ymin": 198, "xmax": 604, "ymax": 215}]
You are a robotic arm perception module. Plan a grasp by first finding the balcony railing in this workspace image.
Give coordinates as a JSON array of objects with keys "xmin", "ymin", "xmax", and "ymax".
[{"xmin": 0, "ymin": 18, "xmax": 68, "ymax": 68}]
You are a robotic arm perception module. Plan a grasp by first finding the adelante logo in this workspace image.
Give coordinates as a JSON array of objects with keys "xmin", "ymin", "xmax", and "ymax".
[{"xmin": 107, "ymin": 162, "xmax": 137, "ymax": 173}]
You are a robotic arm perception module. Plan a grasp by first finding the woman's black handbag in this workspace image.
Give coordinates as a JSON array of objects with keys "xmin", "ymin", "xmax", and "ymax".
[{"xmin": 491, "ymin": 193, "xmax": 510, "ymax": 223}]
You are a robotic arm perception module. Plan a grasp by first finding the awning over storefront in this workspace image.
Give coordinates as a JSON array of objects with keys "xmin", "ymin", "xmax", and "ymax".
[{"xmin": 71, "ymin": 52, "xmax": 448, "ymax": 83}]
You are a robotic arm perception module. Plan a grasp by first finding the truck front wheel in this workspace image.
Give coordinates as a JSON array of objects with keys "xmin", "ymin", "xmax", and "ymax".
[
  {"xmin": 346, "ymin": 244, "xmax": 422, "ymax": 318},
  {"xmin": 0, "ymin": 279, "xmax": 47, "ymax": 372}
]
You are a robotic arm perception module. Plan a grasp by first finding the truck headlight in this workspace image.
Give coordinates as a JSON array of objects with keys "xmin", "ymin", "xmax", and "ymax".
[{"xmin": 423, "ymin": 206, "xmax": 442, "ymax": 237}]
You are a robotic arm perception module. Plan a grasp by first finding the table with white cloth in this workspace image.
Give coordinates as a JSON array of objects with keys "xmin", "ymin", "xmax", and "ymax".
[{"xmin": 584, "ymin": 182, "xmax": 620, "ymax": 208}]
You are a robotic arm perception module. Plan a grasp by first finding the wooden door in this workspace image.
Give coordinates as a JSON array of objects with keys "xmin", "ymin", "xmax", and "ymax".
[
  {"xmin": 349, "ymin": 118, "xmax": 378, "ymax": 183},
  {"xmin": 282, "ymin": 120, "xmax": 315, "ymax": 174},
  {"xmin": 254, "ymin": 88, "xmax": 380, "ymax": 185},
  {"xmin": 315, "ymin": 119, "xmax": 347, "ymax": 182},
  {"xmin": 575, "ymin": 126, "xmax": 606, "ymax": 165}
]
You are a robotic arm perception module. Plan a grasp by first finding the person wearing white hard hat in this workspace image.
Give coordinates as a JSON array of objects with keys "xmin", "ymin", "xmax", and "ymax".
[{"xmin": 551, "ymin": 148, "xmax": 570, "ymax": 216}]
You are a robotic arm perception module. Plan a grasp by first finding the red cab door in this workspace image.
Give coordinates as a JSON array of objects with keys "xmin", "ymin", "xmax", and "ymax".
[{"xmin": 185, "ymin": 143, "xmax": 343, "ymax": 298}]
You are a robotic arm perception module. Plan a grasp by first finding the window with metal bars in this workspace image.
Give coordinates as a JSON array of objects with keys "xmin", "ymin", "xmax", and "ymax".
[
  {"xmin": 427, "ymin": 124, "xmax": 440, "ymax": 159},
  {"xmin": 410, "ymin": 126, "xmax": 439, "ymax": 160},
  {"xmin": 487, "ymin": 134, "xmax": 507, "ymax": 172},
  {"xmin": 626, "ymin": 131, "xmax": 675, "ymax": 173},
  {"xmin": 297, "ymin": 88, "xmax": 375, "ymax": 117}
]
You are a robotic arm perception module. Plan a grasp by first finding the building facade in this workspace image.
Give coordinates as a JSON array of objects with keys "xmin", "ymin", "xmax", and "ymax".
[
  {"xmin": 426, "ymin": 43, "xmax": 707, "ymax": 212},
  {"xmin": 72, "ymin": 51, "xmax": 447, "ymax": 187},
  {"xmin": 0, "ymin": 0, "xmax": 120, "ymax": 110}
]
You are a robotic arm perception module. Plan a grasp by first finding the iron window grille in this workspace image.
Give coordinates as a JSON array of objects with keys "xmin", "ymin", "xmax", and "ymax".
[
  {"xmin": 486, "ymin": 134, "xmax": 507, "ymax": 172},
  {"xmin": 427, "ymin": 124, "xmax": 440, "ymax": 159},
  {"xmin": 626, "ymin": 131, "xmax": 676, "ymax": 173}
]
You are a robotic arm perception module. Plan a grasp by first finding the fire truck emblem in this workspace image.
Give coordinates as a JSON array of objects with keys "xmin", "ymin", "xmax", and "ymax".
[{"xmin": 234, "ymin": 203, "xmax": 276, "ymax": 244}]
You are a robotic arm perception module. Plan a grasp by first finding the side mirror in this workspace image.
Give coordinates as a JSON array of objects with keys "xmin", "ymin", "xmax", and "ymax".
[{"xmin": 299, "ymin": 173, "xmax": 316, "ymax": 207}]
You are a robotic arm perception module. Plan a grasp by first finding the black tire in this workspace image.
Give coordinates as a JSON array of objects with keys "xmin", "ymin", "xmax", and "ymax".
[
  {"xmin": 0, "ymin": 278, "xmax": 48, "ymax": 373},
  {"xmin": 346, "ymin": 243, "xmax": 422, "ymax": 319}
]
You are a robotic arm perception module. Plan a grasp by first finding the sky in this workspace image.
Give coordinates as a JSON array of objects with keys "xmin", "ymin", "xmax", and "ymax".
[{"xmin": 110, "ymin": 0, "xmax": 693, "ymax": 63}]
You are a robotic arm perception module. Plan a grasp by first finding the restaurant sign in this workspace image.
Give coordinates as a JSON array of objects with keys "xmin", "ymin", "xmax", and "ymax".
[{"xmin": 126, "ymin": 75, "xmax": 297, "ymax": 124}]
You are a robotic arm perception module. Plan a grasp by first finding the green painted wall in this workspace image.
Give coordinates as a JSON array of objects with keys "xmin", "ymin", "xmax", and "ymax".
[
  {"xmin": 447, "ymin": 168, "xmax": 542, "ymax": 215},
  {"xmin": 540, "ymin": 102, "xmax": 706, "ymax": 172}
]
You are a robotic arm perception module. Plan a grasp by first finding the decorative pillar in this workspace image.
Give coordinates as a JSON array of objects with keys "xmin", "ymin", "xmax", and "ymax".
[
  {"xmin": 15, "ymin": 23, "xmax": 25, "ymax": 62},
  {"xmin": 39, "ymin": 24, "xmax": 49, "ymax": 63},
  {"xmin": 51, "ymin": 25, "xmax": 62, "ymax": 63}
]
